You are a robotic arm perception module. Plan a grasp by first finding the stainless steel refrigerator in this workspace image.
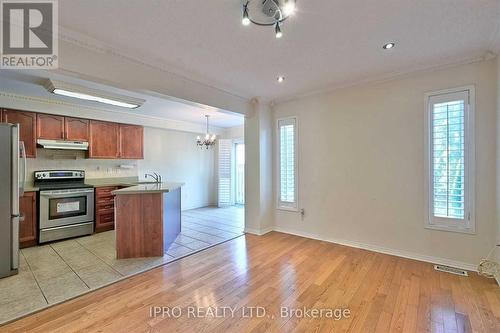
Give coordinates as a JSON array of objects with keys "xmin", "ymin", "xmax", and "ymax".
[{"xmin": 0, "ymin": 123, "xmax": 26, "ymax": 279}]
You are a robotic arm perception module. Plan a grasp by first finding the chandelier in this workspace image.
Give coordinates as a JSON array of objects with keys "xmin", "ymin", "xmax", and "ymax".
[
  {"xmin": 242, "ymin": 0, "xmax": 297, "ymax": 38},
  {"xmin": 197, "ymin": 115, "xmax": 217, "ymax": 149}
]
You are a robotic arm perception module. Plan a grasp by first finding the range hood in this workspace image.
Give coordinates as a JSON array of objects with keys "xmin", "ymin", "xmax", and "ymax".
[{"xmin": 37, "ymin": 139, "xmax": 89, "ymax": 150}]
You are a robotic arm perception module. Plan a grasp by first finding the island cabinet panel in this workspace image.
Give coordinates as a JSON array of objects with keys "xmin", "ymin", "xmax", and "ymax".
[
  {"xmin": 19, "ymin": 192, "xmax": 37, "ymax": 248},
  {"xmin": 64, "ymin": 117, "xmax": 89, "ymax": 141},
  {"xmin": 115, "ymin": 193, "xmax": 164, "ymax": 259},
  {"xmin": 89, "ymin": 120, "xmax": 120, "ymax": 159},
  {"xmin": 37, "ymin": 114, "xmax": 65, "ymax": 140},
  {"xmin": 95, "ymin": 186, "xmax": 119, "ymax": 233},
  {"xmin": 119, "ymin": 124, "xmax": 144, "ymax": 159},
  {"xmin": 1, "ymin": 109, "xmax": 37, "ymax": 158}
]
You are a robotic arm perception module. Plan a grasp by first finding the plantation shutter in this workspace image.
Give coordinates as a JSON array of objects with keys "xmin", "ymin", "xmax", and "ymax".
[
  {"xmin": 218, "ymin": 139, "xmax": 233, "ymax": 207},
  {"xmin": 278, "ymin": 118, "xmax": 297, "ymax": 209},
  {"xmin": 429, "ymin": 90, "xmax": 470, "ymax": 225}
]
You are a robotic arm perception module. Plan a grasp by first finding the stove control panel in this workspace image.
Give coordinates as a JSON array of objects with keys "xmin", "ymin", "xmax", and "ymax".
[{"xmin": 34, "ymin": 170, "xmax": 85, "ymax": 180}]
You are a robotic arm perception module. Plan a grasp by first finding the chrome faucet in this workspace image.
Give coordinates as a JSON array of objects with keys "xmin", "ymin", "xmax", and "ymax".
[{"xmin": 145, "ymin": 172, "xmax": 162, "ymax": 183}]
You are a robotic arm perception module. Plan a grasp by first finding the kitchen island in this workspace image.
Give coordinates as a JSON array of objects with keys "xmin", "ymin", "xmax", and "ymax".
[{"xmin": 112, "ymin": 182, "xmax": 184, "ymax": 259}]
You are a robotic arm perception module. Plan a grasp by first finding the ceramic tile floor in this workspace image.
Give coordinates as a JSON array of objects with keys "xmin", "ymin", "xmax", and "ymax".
[{"xmin": 0, "ymin": 205, "xmax": 244, "ymax": 325}]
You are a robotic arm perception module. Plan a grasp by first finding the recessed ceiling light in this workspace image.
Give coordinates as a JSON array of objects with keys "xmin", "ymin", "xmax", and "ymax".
[
  {"xmin": 383, "ymin": 42, "xmax": 395, "ymax": 50},
  {"xmin": 277, "ymin": 76, "xmax": 285, "ymax": 83}
]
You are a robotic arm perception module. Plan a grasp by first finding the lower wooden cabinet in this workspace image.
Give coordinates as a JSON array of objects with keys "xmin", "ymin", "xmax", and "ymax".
[
  {"xmin": 19, "ymin": 192, "xmax": 37, "ymax": 248},
  {"xmin": 95, "ymin": 186, "xmax": 119, "ymax": 233}
]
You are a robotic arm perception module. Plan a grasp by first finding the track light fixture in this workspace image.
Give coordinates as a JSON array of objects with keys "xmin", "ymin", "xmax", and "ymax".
[
  {"xmin": 242, "ymin": 5, "xmax": 250, "ymax": 26},
  {"xmin": 241, "ymin": 0, "xmax": 297, "ymax": 38},
  {"xmin": 275, "ymin": 22, "xmax": 282, "ymax": 38},
  {"xmin": 283, "ymin": 0, "xmax": 296, "ymax": 16}
]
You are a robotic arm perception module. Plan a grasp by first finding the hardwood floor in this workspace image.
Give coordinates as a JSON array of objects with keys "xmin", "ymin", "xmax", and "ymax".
[{"xmin": 3, "ymin": 232, "xmax": 499, "ymax": 332}]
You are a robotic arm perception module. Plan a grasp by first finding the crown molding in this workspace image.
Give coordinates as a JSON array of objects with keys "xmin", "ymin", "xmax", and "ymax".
[
  {"xmin": 57, "ymin": 26, "xmax": 252, "ymax": 102},
  {"xmin": 272, "ymin": 54, "xmax": 491, "ymax": 105},
  {"xmin": 0, "ymin": 91, "xmax": 226, "ymax": 135},
  {"xmin": 57, "ymin": 25, "xmax": 497, "ymax": 109}
]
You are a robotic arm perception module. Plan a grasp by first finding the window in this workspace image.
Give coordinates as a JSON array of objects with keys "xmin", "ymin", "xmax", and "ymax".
[
  {"xmin": 425, "ymin": 87, "xmax": 475, "ymax": 233},
  {"xmin": 277, "ymin": 117, "xmax": 298, "ymax": 210},
  {"xmin": 218, "ymin": 139, "xmax": 233, "ymax": 207}
]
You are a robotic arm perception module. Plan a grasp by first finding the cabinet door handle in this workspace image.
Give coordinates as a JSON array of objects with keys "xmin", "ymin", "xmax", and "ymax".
[{"xmin": 19, "ymin": 214, "xmax": 25, "ymax": 222}]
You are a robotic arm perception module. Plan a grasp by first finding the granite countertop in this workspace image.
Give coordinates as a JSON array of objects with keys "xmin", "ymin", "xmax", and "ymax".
[
  {"xmin": 86, "ymin": 177, "xmax": 142, "ymax": 188},
  {"xmin": 112, "ymin": 182, "xmax": 185, "ymax": 195},
  {"xmin": 23, "ymin": 177, "xmax": 179, "ymax": 193}
]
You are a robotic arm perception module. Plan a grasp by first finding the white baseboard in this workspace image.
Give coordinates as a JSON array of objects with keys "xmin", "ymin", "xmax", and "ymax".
[
  {"xmin": 273, "ymin": 226, "xmax": 478, "ymax": 272},
  {"xmin": 245, "ymin": 226, "xmax": 274, "ymax": 236}
]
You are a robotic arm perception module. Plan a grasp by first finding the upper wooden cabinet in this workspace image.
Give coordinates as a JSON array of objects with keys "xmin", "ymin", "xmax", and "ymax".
[
  {"xmin": 1, "ymin": 109, "xmax": 37, "ymax": 158},
  {"xmin": 37, "ymin": 114, "xmax": 65, "ymax": 140},
  {"xmin": 119, "ymin": 124, "xmax": 144, "ymax": 159},
  {"xmin": 89, "ymin": 120, "xmax": 120, "ymax": 159},
  {"xmin": 65, "ymin": 117, "xmax": 89, "ymax": 141},
  {"xmin": 1, "ymin": 108, "xmax": 143, "ymax": 160},
  {"xmin": 37, "ymin": 114, "xmax": 89, "ymax": 141}
]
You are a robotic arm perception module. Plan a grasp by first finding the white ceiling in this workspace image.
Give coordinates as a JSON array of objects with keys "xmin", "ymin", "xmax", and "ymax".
[
  {"xmin": 57, "ymin": 0, "xmax": 500, "ymax": 102},
  {"xmin": 0, "ymin": 70, "xmax": 244, "ymax": 128}
]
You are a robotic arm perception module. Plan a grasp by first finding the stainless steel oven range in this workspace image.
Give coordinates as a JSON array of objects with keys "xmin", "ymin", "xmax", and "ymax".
[{"xmin": 34, "ymin": 170, "xmax": 94, "ymax": 243}]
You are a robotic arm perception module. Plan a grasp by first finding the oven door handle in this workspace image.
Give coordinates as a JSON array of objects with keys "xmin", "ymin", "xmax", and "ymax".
[{"xmin": 39, "ymin": 190, "xmax": 94, "ymax": 198}]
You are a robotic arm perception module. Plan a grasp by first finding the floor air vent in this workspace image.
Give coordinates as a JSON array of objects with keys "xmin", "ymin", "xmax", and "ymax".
[{"xmin": 434, "ymin": 264, "xmax": 468, "ymax": 276}]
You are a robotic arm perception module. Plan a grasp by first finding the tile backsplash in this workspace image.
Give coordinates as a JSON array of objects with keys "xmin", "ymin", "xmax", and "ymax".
[{"xmin": 26, "ymin": 149, "xmax": 139, "ymax": 181}]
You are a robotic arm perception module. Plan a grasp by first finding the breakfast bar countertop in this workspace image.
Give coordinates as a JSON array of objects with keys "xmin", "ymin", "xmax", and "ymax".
[
  {"xmin": 86, "ymin": 177, "xmax": 142, "ymax": 188},
  {"xmin": 112, "ymin": 182, "xmax": 185, "ymax": 195}
]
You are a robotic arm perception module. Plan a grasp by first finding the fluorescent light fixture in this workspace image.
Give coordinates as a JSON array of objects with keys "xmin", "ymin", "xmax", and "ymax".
[{"xmin": 44, "ymin": 80, "xmax": 145, "ymax": 109}]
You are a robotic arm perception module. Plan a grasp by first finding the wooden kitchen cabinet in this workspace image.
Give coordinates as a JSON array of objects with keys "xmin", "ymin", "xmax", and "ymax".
[
  {"xmin": 37, "ymin": 114, "xmax": 65, "ymax": 140},
  {"xmin": 65, "ymin": 117, "xmax": 89, "ymax": 141},
  {"xmin": 19, "ymin": 192, "xmax": 37, "ymax": 248},
  {"xmin": 95, "ymin": 186, "xmax": 119, "ymax": 233},
  {"xmin": 1, "ymin": 109, "xmax": 37, "ymax": 158},
  {"xmin": 38, "ymin": 114, "xmax": 89, "ymax": 142},
  {"xmin": 89, "ymin": 120, "xmax": 120, "ymax": 159},
  {"xmin": 119, "ymin": 124, "xmax": 144, "ymax": 159}
]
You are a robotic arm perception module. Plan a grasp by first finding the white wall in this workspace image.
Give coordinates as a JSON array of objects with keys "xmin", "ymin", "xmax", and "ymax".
[
  {"xmin": 138, "ymin": 127, "xmax": 216, "ymax": 210},
  {"xmin": 273, "ymin": 59, "xmax": 498, "ymax": 268},
  {"xmin": 495, "ymin": 56, "xmax": 500, "ymax": 269},
  {"xmin": 223, "ymin": 125, "xmax": 244, "ymax": 140},
  {"xmin": 245, "ymin": 100, "xmax": 273, "ymax": 234},
  {"xmin": 497, "ymin": 55, "xmax": 500, "ymax": 243},
  {"xmin": 27, "ymin": 127, "xmax": 216, "ymax": 211}
]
